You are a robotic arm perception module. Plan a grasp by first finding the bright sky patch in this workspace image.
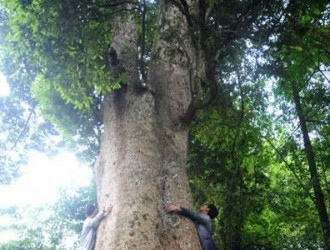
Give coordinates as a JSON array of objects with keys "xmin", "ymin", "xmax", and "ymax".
[{"xmin": 0, "ymin": 73, "xmax": 10, "ymax": 97}]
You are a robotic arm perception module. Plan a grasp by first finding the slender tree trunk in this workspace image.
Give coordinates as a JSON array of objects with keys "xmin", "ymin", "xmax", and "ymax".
[
  {"xmin": 292, "ymin": 83, "xmax": 330, "ymax": 250},
  {"xmin": 222, "ymin": 169, "xmax": 243, "ymax": 250},
  {"xmin": 93, "ymin": 6, "xmax": 201, "ymax": 250}
]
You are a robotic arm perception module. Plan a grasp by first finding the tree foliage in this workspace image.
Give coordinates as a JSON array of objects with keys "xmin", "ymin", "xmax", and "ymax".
[{"xmin": 0, "ymin": 184, "xmax": 96, "ymax": 250}]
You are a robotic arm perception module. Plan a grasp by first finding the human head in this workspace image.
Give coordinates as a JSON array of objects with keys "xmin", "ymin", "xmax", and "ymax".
[
  {"xmin": 85, "ymin": 204, "xmax": 97, "ymax": 217},
  {"xmin": 207, "ymin": 204, "xmax": 218, "ymax": 219}
]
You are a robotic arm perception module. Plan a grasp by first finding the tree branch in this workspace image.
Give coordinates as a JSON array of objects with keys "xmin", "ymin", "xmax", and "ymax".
[
  {"xmin": 318, "ymin": 66, "xmax": 330, "ymax": 83},
  {"xmin": 138, "ymin": 0, "xmax": 148, "ymax": 86},
  {"xmin": 10, "ymin": 103, "xmax": 36, "ymax": 152},
  {"xmin": 170, "ymin": 0, "xmax": 195, "ymax": 28},
  {"xmin": 96, "ymin": 0, "xmax": 139, "ymax": 8},
  {"xmin": 263, "ymin": 136, "xmax": 314, "ymax": 201},
  {"xmin": 181, "ymin": 72, "xmax": 218, "ymax": 125}
]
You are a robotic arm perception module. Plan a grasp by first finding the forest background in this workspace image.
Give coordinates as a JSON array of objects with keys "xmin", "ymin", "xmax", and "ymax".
[{"xmin": 0, "ymin": 0, "xmax": 329, "ymax": 249}]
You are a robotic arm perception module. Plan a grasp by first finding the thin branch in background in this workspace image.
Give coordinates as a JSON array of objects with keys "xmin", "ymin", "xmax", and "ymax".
[
  {"xmin": 170, "ymin": 0, "xmax": 195, "ymax": 28},
  {"xmin": 198, "ymin": 0, "xmax": 205, "ymax": 28},
  {"xmin": 299, "ymin": 67, "xmax": 319, "ymax": 93},
  {"xmin": 97, "ymin": 0, "xmax": 139, "ymax": 8},
  {"xmin": 318, "ymin": 66, "xmax": 330, "ymax": 83},
  {"xmin": 234, "ymin": 66, "xmax": 246, "ymax": 126},
  {"xmin": 109, "ymin": 8, "xmax": 137, "ymax": 15},
  {"xmin": 138, "ymin": 0, "xmax": 148, "ymax": 86},
  {"xmin": 263, "ymin": 135, "xmax": 314, "ymax": 201},
  {"xmin": 9, "ymin": 103, "xmax": 36, "ymax": 152},
  {"xmin": 320, "ymin": 160, "xmax": 330, "ymax": 207},
  {"xmin": 305, "ymin": 119, "xmax": 330, "ymax": 125}
]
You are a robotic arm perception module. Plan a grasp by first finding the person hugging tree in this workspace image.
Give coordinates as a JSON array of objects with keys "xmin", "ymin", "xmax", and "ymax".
[
  {"xmin": 165, "ymin": 203, "xmax": 219, "ymax": 250},
  {"xmin": 80, "ymin": 203, "xmax": 113, "ymax": 250}
]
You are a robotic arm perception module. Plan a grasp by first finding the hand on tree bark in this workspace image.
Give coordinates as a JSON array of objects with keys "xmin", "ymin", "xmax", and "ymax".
[
  {"xmin": 165, "ymin": 204, "xmax": 182, "ymax": 213},
  {"xmin": 103, "ymin": 204, "xmax": 113, "ymax": 216}
]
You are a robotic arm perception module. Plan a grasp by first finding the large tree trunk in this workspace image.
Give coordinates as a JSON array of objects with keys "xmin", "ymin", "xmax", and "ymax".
[{"xmin": 94, "ymin": 6, "xmax": 201, "ymax": 250}]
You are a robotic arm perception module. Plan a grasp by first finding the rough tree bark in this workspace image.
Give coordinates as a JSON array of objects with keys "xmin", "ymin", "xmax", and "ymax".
[{"xmin": 94, "ymin": 5, "xmax": 202, "ymax": 250}]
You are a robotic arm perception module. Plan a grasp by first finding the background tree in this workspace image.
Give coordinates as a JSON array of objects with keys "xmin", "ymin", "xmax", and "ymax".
[
  {"xmin": 264, "ymin": 1, "xmax": 330, "ymax": 247},
  {"xmin": 188, "ymin": 50, "xmax": 273, "ymax": 249}
]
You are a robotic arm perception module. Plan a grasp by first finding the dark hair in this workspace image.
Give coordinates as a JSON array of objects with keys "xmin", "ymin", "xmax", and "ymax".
[
  {"xmin": 207, "ymin": 204, "xmax": 218, "ymax": 219},
  {"xmin": 85, "ymin": 204, "xmax": 96, "ymax": 216}
]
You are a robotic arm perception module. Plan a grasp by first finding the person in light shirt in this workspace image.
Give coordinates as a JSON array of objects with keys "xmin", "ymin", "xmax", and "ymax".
[{"xmin": 80, "ymin": 203, "xmax": 113, "ymax": 250}]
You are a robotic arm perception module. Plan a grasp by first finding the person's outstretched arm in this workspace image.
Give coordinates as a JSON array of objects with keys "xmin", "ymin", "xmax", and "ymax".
[
  {"xmin": 165, "ymin": 204, "xmax": 209, "ymax": 226},
  {"xmin": 89, "ymin": 204, "xmax": 113, "ymax": 228}
]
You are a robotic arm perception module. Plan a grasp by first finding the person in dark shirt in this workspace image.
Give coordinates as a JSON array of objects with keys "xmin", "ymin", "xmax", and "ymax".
[{"xmin": 165, "ymin": 203, "xmax": 219, "ymax": 250}]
